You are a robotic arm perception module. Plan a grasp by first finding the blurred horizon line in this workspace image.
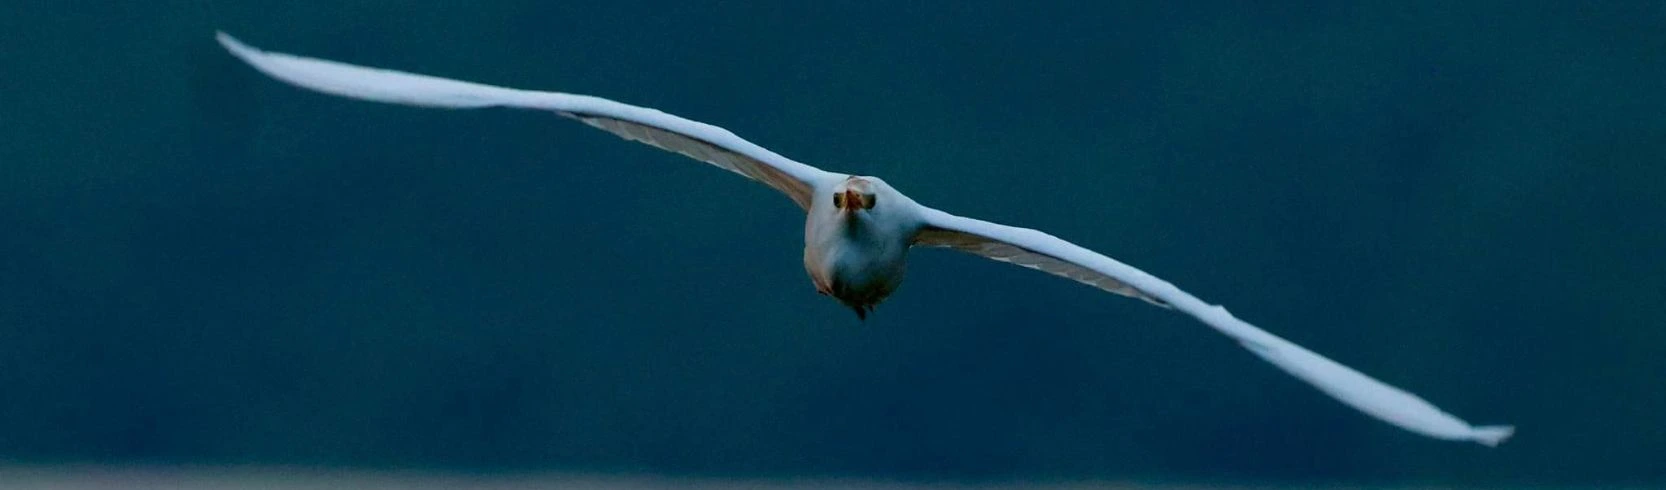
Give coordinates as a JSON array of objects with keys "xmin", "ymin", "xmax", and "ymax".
[{"xmin": 0, "ymin": 464, "xmax": 1639, "ymax": 490}]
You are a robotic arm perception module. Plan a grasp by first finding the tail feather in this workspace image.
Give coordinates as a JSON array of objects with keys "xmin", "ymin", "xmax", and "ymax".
[{"xmin": 848, "ymin": 303, "xmax": 868, "ymax": 321}]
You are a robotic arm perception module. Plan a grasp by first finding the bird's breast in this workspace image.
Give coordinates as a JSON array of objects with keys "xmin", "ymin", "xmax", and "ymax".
[{"xmin": 803, "ymin": 214, "xmax": 910, "ymax": 310}]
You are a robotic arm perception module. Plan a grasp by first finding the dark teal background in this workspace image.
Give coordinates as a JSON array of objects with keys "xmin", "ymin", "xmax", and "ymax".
[{"xmin": 3, "ymin": 1, "xmax": 1663, "ymax": 485}]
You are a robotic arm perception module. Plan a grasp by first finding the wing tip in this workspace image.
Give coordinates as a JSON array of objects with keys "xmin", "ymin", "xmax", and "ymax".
[
  {"xmin": 1470, "ymin": 425, "xmax": 1515, "ymax": 447},
  {"xmin": 215, "ymin": 31, "xmax": 272, "ymax": 70},
  {"xmin": 214, "ymin": 31, "xmax": 253, "ymax": 57}
]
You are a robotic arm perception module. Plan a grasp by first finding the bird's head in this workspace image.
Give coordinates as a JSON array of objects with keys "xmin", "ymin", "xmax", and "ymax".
[
  {"xmin": 832, "ymin": 177, "xmax": 878, "ymax": 214},
  {"xmin": 824, "ymin": 175, "xmax": 916, "ymax": 233}
]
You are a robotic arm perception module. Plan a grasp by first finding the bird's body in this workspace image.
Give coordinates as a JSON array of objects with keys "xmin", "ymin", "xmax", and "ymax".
[
  {"xmin": 804, "ymin": 176, "xmax": 916, "ymax": 318},
  {"xmin": 215, "ymin": 32, "xmax": 1514, "ymax": 446}
]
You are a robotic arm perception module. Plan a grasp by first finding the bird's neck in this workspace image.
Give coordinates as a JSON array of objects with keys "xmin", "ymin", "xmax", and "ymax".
[{"xmin": 838, "ymin": 211, "xmax": 874, "ymax": 237}]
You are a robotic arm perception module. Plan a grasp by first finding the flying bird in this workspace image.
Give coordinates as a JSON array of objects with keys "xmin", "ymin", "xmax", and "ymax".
[{"xmin": 215, "ymin": 32, "xmax": 1513, "ymax": 446}]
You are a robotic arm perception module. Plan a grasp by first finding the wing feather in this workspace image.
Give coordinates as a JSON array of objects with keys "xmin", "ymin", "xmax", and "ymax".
[
  {"xmin": 914, "ymin": 208, "xmax": 1513, "ymax": 446},
  {"xmin": 216, "ymin": 32, "xmax": 832, "ymax": 209},
  {"xmin": 913, "ymin": 226, "xmax": 1169, "ymax": 307}
]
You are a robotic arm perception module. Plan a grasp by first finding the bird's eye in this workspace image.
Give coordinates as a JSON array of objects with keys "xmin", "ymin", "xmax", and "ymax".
[
  {"xmin": 861, "ymin": 194, "xmax": 876, "ymax": 209},
  {"xmin": 832, "ymin": 193, "xmax": 846, "ymax": 208}
]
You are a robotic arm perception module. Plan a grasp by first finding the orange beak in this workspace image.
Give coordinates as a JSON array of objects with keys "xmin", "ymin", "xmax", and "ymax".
[{"xmin": 843, "ymin": 189, "xmax": 862, "ymax": 211}]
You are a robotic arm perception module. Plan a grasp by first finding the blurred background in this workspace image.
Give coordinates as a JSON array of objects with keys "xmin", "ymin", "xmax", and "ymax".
[{"xmin": 3, "ymin": 1, "xmax": 1664, "ymax": 488}]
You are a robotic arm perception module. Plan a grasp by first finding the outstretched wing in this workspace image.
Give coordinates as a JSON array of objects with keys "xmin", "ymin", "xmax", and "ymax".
[
  {"xmin": 216, "ymin": 32, "xmax": 835, "ymax": 209},
  {"xmin": 912, "ymin": 207, "xmax": 1514, "ymax": 446},
  {"xmin": 912, "ymin": 225, "xmax": 1170, "ymax": 308}
]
